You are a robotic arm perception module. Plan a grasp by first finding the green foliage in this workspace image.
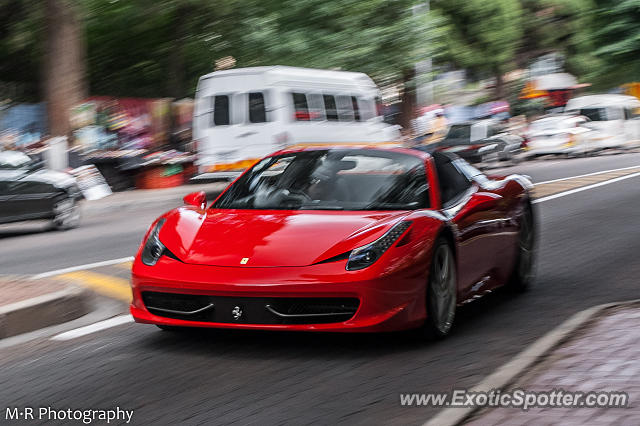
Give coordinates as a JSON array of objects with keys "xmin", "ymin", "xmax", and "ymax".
[
  {"xmin": 435, "ymin": 0, "xmax": 523, "ymax": 78},
  {"xmin": 519, "ymin": 0, "xmax": 599, "ymax": 78},
  {"xmin": 0, "ymin": 0, "xmax": 42, "ymax": 102},
  {"xmin": 232, "ymin": 0, "xmax": 443, "ymax": 85},
  {"xmin": 590, "ymin": 0, "xmax": 640, "ymax": 88}
]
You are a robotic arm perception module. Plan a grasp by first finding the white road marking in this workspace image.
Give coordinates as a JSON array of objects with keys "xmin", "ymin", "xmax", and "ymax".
[
  {"xmin": 534, "ymin": 164, "xmax": 640, "ymax": 185},
  {"xmin": 533, "ymin": 171, "xmax": 640, "ymax": 204},
  {"xmin": 51, "ymin": 315, "xmax": 133, "ymax": 341},
  {"xmin": 30, "ymin": 256, "xmax": 134, "ymax": 280}
]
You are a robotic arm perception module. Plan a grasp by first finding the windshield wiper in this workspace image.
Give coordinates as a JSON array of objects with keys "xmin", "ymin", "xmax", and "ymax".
[
  {"xmin": 364, "ymin": 202, "xmax": 418, "ymax": 210},
  {"xmin": 299, "ymin": 204, "xmax": 344, "ymax": 210}
]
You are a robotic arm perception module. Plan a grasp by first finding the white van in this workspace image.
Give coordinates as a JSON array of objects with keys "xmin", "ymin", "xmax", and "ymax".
[
  {"xmin": 192, "ymin": 66, "xmax": 401, "ymax": 177},
  {"xmin": 564, "ymin": 94, "xmax": 640, "ymax": 150}
]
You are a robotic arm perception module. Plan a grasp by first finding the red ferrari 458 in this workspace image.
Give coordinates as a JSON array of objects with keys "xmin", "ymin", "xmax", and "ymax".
[{"xmin": 131, "ymin": 146, "xmax": 536, "ymax": 338}]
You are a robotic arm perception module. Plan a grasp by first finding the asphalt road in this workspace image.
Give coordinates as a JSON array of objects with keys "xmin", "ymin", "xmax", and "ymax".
[{"xmin": 2, "ymin": 152, "xmax": 640, "ymax": 425}]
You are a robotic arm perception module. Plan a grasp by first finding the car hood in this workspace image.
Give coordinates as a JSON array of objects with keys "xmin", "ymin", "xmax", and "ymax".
[{"xmin": 158, "ymin": 208, "xmax": 410, "ymax": 267}]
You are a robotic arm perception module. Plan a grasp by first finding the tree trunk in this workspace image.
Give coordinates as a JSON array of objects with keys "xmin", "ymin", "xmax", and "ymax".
[
  {"xmin": 44, "ymin": 0, "xmax": 87, "ymax": 138},
  {"xmin": 399, "ymin": 68, "xmax": 416, "ymax": 131},
  {"xmin": 167, "ymin": 5, "xmax": 189, "ymax": 99}
]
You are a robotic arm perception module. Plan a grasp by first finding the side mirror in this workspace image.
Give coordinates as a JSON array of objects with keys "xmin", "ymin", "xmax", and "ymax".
[{"xmin": 183, "ymin": 191, "xmax": 207, "ymax": 209}]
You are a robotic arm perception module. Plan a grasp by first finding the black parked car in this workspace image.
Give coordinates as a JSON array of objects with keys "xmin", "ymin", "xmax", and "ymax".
[
  {"xmin": 433, "ymin": 120, "xmax": 523, "ymax": 164},
  {"xmin": 0, "ymin": 150, "xmax": 82, "ymax": 230}
]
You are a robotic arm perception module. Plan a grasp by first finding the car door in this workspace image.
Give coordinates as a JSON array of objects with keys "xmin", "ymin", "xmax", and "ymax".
[
  {"xmin": 9, "ymin": 172, "xmax": 58, "ymax": 220},
  {"xmin": 0, "ymin": 178, "xmax": 15, "ymax": 223},
  {"xmin": 432, "ymin": 153, "xmax": 502, "ymax": 297}
]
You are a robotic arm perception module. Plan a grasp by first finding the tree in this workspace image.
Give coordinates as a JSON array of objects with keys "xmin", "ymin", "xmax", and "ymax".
[
  {"xmin": 518, "ymin": 0, "xmax": 599, "ymax": 78},
  {"xmin": 591, "ymin": 0, "xmax": 640, "ymax": 88},
  {"xmin": 0, "ymin": 0, "xmax": 42, "ymax": 102},
  {"xmin": 434, "ymin": 0, "xmax": 523, "ymax": 98},
  {"xmin": 44, "ymin": 0, "xmax": 87, "ymax": 136},
  {"xmin": 231, "ymin": 0, "xmax": 444, "ymax": 127}
]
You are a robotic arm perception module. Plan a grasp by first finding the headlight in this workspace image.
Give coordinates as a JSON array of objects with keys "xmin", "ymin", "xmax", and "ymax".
[
  {"xmin": 141, "ymin": 219, "xmax": 166, "ymax": 266},
  {"xmin": 346, "ymin": 221, "xmax": 412, "ymax": 271}
]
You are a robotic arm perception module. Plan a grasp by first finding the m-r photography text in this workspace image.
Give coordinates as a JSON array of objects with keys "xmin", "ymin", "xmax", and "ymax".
[{"xmin": 4, "ymin": 406, "xmax": 133, "ymax": 424}]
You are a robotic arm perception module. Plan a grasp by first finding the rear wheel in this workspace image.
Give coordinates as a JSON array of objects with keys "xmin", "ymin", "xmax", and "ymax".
[
  {"xmin": 422, "ymin": 239, "xmax": 457, "ymax": 339},
  {"xmin": 508, "ymin": 204, "xmax": 536, "ymax": 292}
]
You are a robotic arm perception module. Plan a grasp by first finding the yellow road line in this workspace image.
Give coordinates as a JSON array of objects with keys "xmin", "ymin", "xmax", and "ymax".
[
  {"xmin": 114, "ymin": 261, "xmax": 133, "ymax": 270},
  {"xmin": 533, "ymin": 168, "xmax": 640, "ymax": 199},
  {"xmin": 59, "ymin": 271, "xmax": 131, "ymax": 302}
]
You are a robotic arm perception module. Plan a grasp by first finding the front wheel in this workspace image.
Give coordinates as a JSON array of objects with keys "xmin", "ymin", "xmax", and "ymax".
[
  {"xmin": 52, "ymin": 197, "xmax": 81, "ymax": 230},
  {"xmin": 422, "ymin": 239, "xmax": 457, "ymax": 339}
]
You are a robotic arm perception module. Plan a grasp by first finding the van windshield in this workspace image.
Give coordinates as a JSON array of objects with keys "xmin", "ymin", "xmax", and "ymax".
[
  {"xmin": 213, "ymin": 149, "xmax": 429, "ymax": 211},
  {"xmin": 574, "ymin": 108, "xmax": 609, "ymax": 121}
]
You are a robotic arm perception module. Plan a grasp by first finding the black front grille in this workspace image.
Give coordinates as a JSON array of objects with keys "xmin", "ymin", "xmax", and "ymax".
[{"xmin": 141, "ymin": 292, "xmax": 359, "ymax": 325}]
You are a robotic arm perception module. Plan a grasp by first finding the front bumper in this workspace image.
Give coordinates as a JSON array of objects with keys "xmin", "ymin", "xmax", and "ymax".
[{"xmin": 130, "ymin": 257, "xmax": 428, "ymax": 332}]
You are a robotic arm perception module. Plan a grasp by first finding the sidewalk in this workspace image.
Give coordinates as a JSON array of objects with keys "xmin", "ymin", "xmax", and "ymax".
[
  {"xmin": 81, "ymin": 181, "xmax": 228, "ymax": 215},
  {"xmin": 0, "ymin": 277, "xmax": 91, "ymax": 338},
  {"xmin": 466, "ymin": 304, "xmax": 640, "ymax": 425}
]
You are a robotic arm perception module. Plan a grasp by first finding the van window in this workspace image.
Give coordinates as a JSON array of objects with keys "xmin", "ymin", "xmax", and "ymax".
[
  {"xmin": 292, "ymin": 93, "xmax": 310, "ymax": 121},
  {"xmin": 323, "ymin": 95, "xmax": 339, "ymax": 121},
  {"xmin": 336, "ymin": 95, "xmax": 355, "ymax": 122},
  {"xmin": 308, "ymin": 93, "xmax": 325, "ymax": 121},
  {"xmin": 213, "ymin": 95, "xmax": 230, "ymax": 126},
  {"xmin": 625, "ymin": 108, "xmax": 640, "ymax": 120},
  {"xmin": 351, "ymin": 96, "xmax": 361, "ymax": 121},
  {"xmin": 360, "ymin": 98, "xmax": 375, "ymax": 121},
  {"xmin": 248, "ymin": 92, "xmax": 267, "ymax": 123}
]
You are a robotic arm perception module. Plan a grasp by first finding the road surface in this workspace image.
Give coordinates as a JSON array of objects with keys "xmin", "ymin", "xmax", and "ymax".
[{"xmin": 2, "ymin": 152, "xmax": 640, "ymax": 425}]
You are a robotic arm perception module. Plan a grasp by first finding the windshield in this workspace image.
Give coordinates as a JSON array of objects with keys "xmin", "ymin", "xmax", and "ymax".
[
  {"xmin": 0, "ymin": 151, "xmax": 32, "ymax": 169},
  {"xmin": 443, "ymin": 125, "xmax": 471, "ymax": 144},
  {"xmin": 214, "ymin": 149, "xmax": 429, "ymax": 211},
  {"xmin": 573, "ymin": 108, "xmax": 609, "ymax": 121}
]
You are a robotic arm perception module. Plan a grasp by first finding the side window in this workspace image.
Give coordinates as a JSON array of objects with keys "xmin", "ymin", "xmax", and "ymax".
[
  {"xmin": 248, "ymin": 92, "xmax": 267, "ymax": 123},
  {"xmin": 359, "ymin": 98, "xmax": 375, "ymax": 121},
  {"xmin": 323, "ymin": 95, "xmax": 339, "ymax": 121},
  {"xmin": 336, "ymin": 95, "xmax": 354, "ymax": 122},
  {"xmin": 433, "ymin": 153, "xmax": 471, "ymax": 206},
  {"xmin": 624, "ymin": 108, "xmax": 640, "ymax": 120},
  {"xmin": 351, "ymin": 96, "xmax": 361, "ymax": 121},
  {"xmin": 307, "ymin": 93, "xmax": 326, "ymax": 121},
  {"xmin": 213, "ymin": 95, "xmax": 230, "ymax": 126},
  {"xmin": 292, "ymin": 93, "xmax": 310, "ymax": 121}
]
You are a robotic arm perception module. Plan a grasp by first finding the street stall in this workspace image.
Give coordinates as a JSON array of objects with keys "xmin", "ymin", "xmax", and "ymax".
[{"xmin": 69, "ymin": 97, "xmax": 196, "ymax": 191}]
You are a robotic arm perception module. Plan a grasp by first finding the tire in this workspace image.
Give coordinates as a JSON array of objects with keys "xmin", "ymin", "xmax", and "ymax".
[
  {"xmin": 508, "ymin": 203, "xmax": 536, "ymax": 292},
  {"xmin": 422, "ymin": 238, "xmax": 457, "ymax": 339},
  {"xmin": 52, "ymin": 196, "xmax": 81, "ymax": 230}
]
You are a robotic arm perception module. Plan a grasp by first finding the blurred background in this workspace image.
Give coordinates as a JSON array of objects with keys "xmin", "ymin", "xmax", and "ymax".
[{"xmin": 1, "ymin": 0, "xmax": 638, "ymax": 151}]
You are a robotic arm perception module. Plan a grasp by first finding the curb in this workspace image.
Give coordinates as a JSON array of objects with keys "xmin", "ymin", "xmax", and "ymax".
[
  {"xmin": 424, "ymin": 299, "xmax": 640, "ymax": 426},
  {"xmin": 81, "ymin": 185, "xmax": 227, "ymax": 215},
  {"xmin": 0, "ymin": 286, "xmax": 92, "ymax": 339}
]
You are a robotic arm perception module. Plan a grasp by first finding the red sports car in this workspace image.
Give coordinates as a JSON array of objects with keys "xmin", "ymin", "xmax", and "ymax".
[{"xmin": 130, "ymin": 147, "xmax": 535, "ymax": 338}]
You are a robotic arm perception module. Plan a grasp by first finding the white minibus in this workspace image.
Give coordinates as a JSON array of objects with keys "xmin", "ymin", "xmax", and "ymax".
[
  {"xmin": 192, "ymin": 66, "xmax": 401, "ymax": 178},
  {"xmin": 565, "ymin": 94, "xmax": 640, "ymax": 150}
]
